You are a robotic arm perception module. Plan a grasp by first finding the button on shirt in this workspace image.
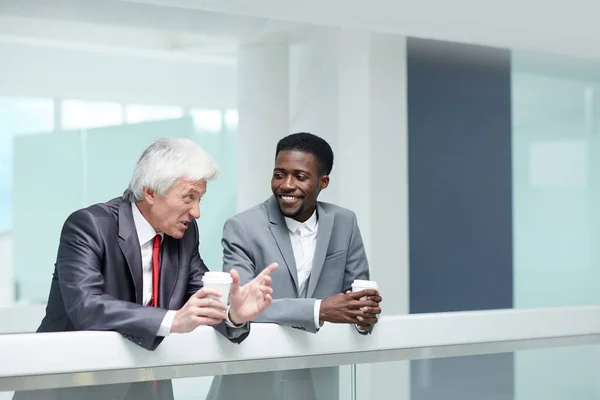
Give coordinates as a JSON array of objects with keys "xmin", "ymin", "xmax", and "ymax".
[
  {"xmin": 284, "ymin": 210, "xmax": 322, "ymax": 329},
  {"xmin": 131, "ymin": 203, "xmax": 175, "ymax": 336}
]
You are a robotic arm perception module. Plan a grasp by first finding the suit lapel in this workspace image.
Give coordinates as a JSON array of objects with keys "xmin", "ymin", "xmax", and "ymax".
[
  {"xmin": 117, "ymin": 200, "xmax": 143, "ymax": 304},
  {"xmin": 160, "ymin": 236, "xmax": 179, "ymax": 309},
  {"xmin": 267, "ymin": 196, "xmax": 299, "ymax": 294},
  {"xmin": 307, "ymin": 202, "xmax": 333, "ymax": 297}
]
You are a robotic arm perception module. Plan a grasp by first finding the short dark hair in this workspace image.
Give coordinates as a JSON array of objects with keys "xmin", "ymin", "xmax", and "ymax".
[{"xmin": 276, "ymin": 132, "xmax": 334, "ymax": 175}]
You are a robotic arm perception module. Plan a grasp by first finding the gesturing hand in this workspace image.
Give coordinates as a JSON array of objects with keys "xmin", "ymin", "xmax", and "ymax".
[
  {"xmin": 228, "ymin": 263, "xmax": 278, "ymax": 325},
  {"xmin": 171, "ymin": 287, "xmax": 228, "ymax": 334},
  {"xmin": 319, "ymin": 289, "xmax": 382, "ymax": 327}
]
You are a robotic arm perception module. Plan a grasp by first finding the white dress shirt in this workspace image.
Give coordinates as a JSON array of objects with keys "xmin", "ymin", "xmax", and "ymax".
[
  {"xmin": 132, "ymin": 204, "xmax": 240, "ymax": 336},
  {"xmin": 131, "ymin": 203, "xmax": 175, "ymax": 336},
  {"xmin": 284, "ymin": 210, "xmax": 322, "ymax": 329}
]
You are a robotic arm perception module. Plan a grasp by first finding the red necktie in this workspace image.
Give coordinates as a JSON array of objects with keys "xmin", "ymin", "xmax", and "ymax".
[{"xmin": 150, "ymin": 234, "xmax": 161, "ymax": 307}]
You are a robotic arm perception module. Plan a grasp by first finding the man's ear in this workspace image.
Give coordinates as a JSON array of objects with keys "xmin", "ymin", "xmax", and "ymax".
[
  {"xmin": 320, "ymin": 175, "xmax": 330, "ymax": 190},
  {"xmin": 143, "ymin": 187, "xmax": 156, "ymax": 205}
]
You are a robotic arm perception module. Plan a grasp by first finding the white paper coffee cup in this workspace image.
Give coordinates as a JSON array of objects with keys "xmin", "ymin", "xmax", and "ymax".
[
  {"xmin": 202, "ymin": 271, "xmax": 233, "ymax": 305},
  {"xmin": 351, "ymin": 279, "xmax": 379, "ymax": 300}
]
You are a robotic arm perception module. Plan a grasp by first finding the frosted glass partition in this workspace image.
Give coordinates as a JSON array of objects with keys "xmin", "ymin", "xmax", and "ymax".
[
  {"xmin": 13, "ymin": 131, "xmax": 85, "ymax": 304},
  {"xmin": 512, "ymin": 51, "xmax": 600, "ymax": 400},
  {"xmin": 12, "ymin": 116, "xmax": 237, "ymax": 304}
]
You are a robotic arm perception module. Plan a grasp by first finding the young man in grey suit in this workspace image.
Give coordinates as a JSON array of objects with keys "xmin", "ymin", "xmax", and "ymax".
[
  {"xmin": 14, "ymin": 138, "xmax": 277, "ymax": 400},
  {"xmin": 208, "ymin": 132, "xmax": 382, "ymax": 400}
]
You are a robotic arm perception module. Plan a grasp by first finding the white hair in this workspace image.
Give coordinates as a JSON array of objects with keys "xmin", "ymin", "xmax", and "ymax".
[{"xmin": 123, "ymin": 137, "xmax": 219, "ymax": 202}]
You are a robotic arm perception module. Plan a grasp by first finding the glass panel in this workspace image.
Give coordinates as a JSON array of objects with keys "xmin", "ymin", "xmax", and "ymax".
[
  {"xmin": 0, "ymin": 97, "xmax": 54, "ymax": 307},
  {"xmin": 1, "ymin": 365, "xmax": 350, "ymax": 400},
  {"xmin": 3, "ymin": 345, "xmax": 599, "ymax": 399},
  {"xmin": 0, "ymin": 97, "xmax": 54, "ymax": 233},
  {"xmin": 61, "ymin": 99, "xmax": 123, "ymax": 130},
  {"xmin": 356, "ymin": 345, "xmax": 600, "ymax": 400},
  {"xmin": 511, "ymin": 52, "xmax": 600, "ymax": 308},
  {"xmin": 124, "ymin": 104, "xmax": 184, "ymax": 124},
  {"xmin": 224, "ymin": 109, "xmax": 239, "ymax": 131},
  {"xmin": 10, "ymin": 116, "xmax": 237, "ymax": 304},
  {"xmin": 191, "ymin": 109, "xmax": 223, "ymax": 133}
]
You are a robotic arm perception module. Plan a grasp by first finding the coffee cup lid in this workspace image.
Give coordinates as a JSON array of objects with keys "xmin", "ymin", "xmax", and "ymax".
[
  {"xmin": 352, "ymin": 279, "xmax": 379, "ymax": 289},
  {"xmin": 202, "ymin": 271, "xmax": 232, "ymax": 283}
]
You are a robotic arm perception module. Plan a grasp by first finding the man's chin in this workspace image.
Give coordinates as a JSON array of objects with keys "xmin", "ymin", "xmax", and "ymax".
[{"xmin": 280, "ymin": 208, "xmax": 302, "ymax": 219}]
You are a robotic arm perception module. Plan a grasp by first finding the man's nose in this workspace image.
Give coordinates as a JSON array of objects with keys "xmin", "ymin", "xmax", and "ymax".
[
  {"xmin": 282, "ymin": 176, "xmax": 295, "ymax": 190},
  {"xmin": 190, "ymin": 202, "xmax": 200, "ymax": 219}
]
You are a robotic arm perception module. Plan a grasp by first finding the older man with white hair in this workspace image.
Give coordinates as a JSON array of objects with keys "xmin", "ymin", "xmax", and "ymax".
[{"xmin": 14, "ymin": 138, "xmax": 277, "ymax": 400}]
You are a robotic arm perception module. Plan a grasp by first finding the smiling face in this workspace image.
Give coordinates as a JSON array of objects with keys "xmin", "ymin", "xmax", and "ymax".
[
  {"xmin": 142, "ymin": 178, "xmax": 206, "ymax": 239},
  {"xmin": 271, "ymin": 150, "xmax": 329, "ymax": 222}
]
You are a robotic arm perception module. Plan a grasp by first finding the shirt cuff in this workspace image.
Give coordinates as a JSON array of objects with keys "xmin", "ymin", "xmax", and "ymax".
[
  {"xmin": 314, "ymin": 299, "xmax": 323, "ymax": 329},
  {"xmin": 225, "ymin": 305, "xmax": 246, "ymax": 328},
  {"xmin": 157, "ymin": 310, "xmax": 176, "ymax": 337}
]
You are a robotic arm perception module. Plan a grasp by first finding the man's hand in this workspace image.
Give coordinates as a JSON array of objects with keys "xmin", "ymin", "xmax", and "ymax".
[
  {"xmin": 171, "ymin": 288, "xmax": 229, "ymax": 334},
  {"xmin": 228, "ymin": 263, "xmax": 278, "ymax": 325},
  {"xmin": 319, "ymin": 289, "xmax": 382, "ymax": 329}
]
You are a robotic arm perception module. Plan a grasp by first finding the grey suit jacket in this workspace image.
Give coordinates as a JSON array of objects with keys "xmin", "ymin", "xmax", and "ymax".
[
  {"xmin": 221, "ymin": 195, "xmax": 370, "ymax": 332},
  {"xmin": 207, "ymin": 196, "xmax": 370, "ymax": 400},
  {"xmin": 15, "ymin": 197, "xmax": 249, "ymax": 400}
]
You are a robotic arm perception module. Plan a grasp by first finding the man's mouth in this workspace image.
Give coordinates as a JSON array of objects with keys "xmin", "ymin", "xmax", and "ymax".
[{"xmin": 278, "ymin": 195, "xmax": 302, "ymax": 205}]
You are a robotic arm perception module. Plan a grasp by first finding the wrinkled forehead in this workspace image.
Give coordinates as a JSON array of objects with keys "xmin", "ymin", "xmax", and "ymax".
[{"xmin": 175, "ymin": 178, "xmax": 207, "ymax": 194}]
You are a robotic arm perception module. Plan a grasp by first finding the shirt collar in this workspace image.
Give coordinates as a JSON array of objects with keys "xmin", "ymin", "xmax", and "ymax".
[
  {"xmin": 131, "ymin": 202, "xmax": 163, "ymax": 246},
  {"xmin": 284, "ymin": 209, "xmax": 318, "ymax": 234}
]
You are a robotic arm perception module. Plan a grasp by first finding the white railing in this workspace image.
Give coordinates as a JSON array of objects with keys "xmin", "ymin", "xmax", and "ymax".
[{"xmin": 1, "ymin": 306, "xmax": 600, "ymax": 391}]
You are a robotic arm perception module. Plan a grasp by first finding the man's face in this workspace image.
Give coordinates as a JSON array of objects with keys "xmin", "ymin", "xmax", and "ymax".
[
  {"xmin": 271, "ymin": 150, "xmax": 329, "ymax": 222},
  {"xmin": 144, "ymin": 178, "xmax": 206, "ymax": 239}
]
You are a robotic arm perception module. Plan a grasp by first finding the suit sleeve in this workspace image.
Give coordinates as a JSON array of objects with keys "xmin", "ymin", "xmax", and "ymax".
[
  {"xmin": 56, "ymin": 209, "xmax": 167, "ymax": 351},
  {"xmin": 342, "ymin": 212, "xmax": 370, "ymax": 293},
  {"xmin": 186, "ymin": 220, "xmax": 250, "ymax": 343},
  {"xmin": 222, "ymin": 218, "xmax": 318, "ymax": 333}
]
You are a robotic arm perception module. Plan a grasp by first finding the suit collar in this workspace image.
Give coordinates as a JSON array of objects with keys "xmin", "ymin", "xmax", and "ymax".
[
  {"xmin": 266, "ymin": 196, "xmax": 333, "ymax": 297},
  {"xmin": 284, "ymin": 209, "xmax": 318, "ymax": 234},
  {"xmin": 306, "ymin": 202, "xmax": 333, "ymax": 297},
  {"xmin": 118, "ymin": 199, "xmax": 144, "ymax": 304},
  {"xmin": 131, "ymin": 202, "xmax": 163, "ymax": 246}
]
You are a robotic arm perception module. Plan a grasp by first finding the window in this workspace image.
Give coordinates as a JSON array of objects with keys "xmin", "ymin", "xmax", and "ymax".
[
  {"xmin": 61, "ymin": 99, "xmax": 123, "ymax": 130},
  {"xmin": 190, "ymin": 109, "xmax": 223, "ymax": 133},
  {"xmin": 0, "ymin": 97, "xmax": 54, "ymax": 232},
  {"xmin": 125, "ymin": 104, "xmax": 184, "ymax": 124},
  {"xmin": 224, "ymin": 109, "xmax": 239, "ymax": 131}
]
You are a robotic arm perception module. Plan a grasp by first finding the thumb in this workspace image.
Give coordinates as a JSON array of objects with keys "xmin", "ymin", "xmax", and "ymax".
[{"xmin": 229, "ymin": 269, "xmax": 241, "ymax": 294}]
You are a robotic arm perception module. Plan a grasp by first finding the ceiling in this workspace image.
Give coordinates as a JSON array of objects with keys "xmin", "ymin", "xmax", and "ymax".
[
  {"xmin": 117, "ymin": 0, "xmax": 600, "ymax": 61},
  {"xmin": 1, "ymin": 0, "xmax": 599, "ymax": 66}
]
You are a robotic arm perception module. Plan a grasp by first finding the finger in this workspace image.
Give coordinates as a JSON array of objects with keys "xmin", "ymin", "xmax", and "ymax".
[
  {"xmin": 363, "ymin": 306, "xmax": 382, "ymax": 315},
  {"xmin": 258, "ymin": 262, "xmax": 279, "ymax": 278},
  {"xmin": 229, "ymin": 269, "xmax": 241, "ymax": 294},
  {"xmin": 194, "ymin": 298, "xmax": 228, "ymax": 311},
  {"xmin": 261, "ymin": 275, "xmax": 272, "ymax": 287},
  {"xmin": 191, "ymin": 306, "xmax": 228, "ymax": 320},
  {"xmin": 366, "ymin": 296, "xmax": 383, "ymax": 303},
  {"xmin": 357, "ymin": 325, "xmax": 371, "ymax": 332},
  {"xmin": 350, "ymin": 289, "xmax": 379, "ymax": 299},
  {"xmin": 193, "ymin": 287, "xmax": 223, "ymax": 299},
  {"xmin": 358, "ymin": 300, "xmax": 381, "ymax": 308},
  {"xmin": 260, "ymin": 286, "xmax": 273, "ymax": 296},
  {"xmin": 256, "ymin": 293, "xmax": 273, "ymax": 313}
]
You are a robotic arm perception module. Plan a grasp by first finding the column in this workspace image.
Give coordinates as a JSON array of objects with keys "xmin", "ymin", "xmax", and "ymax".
[
  {"xmin": 237, "ymin": 41, "xmax": 289, "ymax": 212},
  {"xmin": 290, "ymin": 27, "xmax": 410, "ymax": 400}
]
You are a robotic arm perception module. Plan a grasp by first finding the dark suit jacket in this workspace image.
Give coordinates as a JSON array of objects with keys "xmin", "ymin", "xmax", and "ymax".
[{"xmin": 15, "ymin": 197, "xmax": 249, "ymax": 400}]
